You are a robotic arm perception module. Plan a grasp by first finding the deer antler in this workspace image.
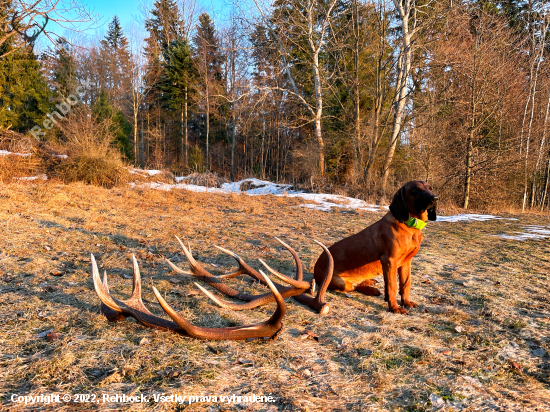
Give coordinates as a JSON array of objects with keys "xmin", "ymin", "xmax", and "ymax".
[
  {"xmin": 165, "ymin": 237, "xmax": 312, "ymax": 310},
  {"xmin": 292, "ymin": 240, "xmax": 333, "ymax": 315},
  {"xmin": 167, "ymin": 237, "xmax": 333, "ymax": 315},
  {"xmin": 91, "ymin": 254, "xmax": 287, "ymax": 340}
]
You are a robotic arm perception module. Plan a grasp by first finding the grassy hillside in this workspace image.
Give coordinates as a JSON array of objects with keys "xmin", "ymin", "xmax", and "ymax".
[{"xmin": 0, "ymin": 182, "xmax": 548, "ymax": 411}]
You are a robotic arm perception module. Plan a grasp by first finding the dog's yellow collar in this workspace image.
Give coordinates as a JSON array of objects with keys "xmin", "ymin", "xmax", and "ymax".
[{"xmin": 405, "ymin": 217, "xmax": 426, "ymax": 230}]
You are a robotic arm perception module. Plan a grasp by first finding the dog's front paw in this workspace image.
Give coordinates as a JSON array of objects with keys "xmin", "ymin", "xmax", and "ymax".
[
  {"xmin": 402, "ymin": 300, "xmax": 418, "ymax": 309},
  {"xmin": 388, "ymin": 305, "xmax": 408, "ymax": 314}
]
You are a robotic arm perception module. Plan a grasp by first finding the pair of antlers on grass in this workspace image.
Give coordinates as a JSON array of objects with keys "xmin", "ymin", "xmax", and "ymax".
[{"xmin": 92, "ymin": 237, "xmax": 333, "ymax": 341}]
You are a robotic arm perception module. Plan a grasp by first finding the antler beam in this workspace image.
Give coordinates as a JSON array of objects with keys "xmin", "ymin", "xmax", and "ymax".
[
  {"xmin": 91, "ymin": 238, "xmax": 335, "ymax": 342},
  {"xmin": 168, "ymin": 237, "xmax": 333, "ymax": 315},
  {"xmin": 91, "ymin": 254, "xmax": 287, "ymax": 340},
  {"xmin": 165, "ymin": 236, "xmax": 312, "ymax": 310}
]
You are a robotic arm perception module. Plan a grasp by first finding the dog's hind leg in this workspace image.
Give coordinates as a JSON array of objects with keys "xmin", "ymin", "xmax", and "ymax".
[{"xmin": 355, "ymin": 279, "xmax": 381, "ymax": 296}]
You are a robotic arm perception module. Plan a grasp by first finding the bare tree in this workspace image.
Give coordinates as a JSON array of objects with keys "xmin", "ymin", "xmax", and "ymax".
[
  {"xmin": 519, "ymin": 1, "xmax": 550, "ymax": 211},
  {"xmin": 430, "ymin": 8, "xmax": 522, "ymax": 209},
  {"xmin": 250, "ymin": 0, "xmax": 340, "ymax": 177},
  {"xmin": 127, "ymin": 23, "xmax": 156, "ymax": 165},
  {"xmin": 0, "ymin": 0, "xmax": 95, "ymax": 57}
]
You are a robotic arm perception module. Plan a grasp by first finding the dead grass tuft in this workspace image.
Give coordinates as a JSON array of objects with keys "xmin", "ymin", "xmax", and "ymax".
[
  {"xmin": 0, "ymin": 154, "xmax": 44, "ymax": 182},
  {"xmin": 178, "ymin": 171, "xmax": 228, "ymax": 188},
  {"xmin": 52, "ymin": 155, "xmax": 130, "ymax": 188}
]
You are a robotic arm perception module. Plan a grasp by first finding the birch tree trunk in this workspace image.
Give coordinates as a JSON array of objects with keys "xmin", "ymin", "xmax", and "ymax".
[
  {"xmin": 252, "ymin": 0, "xmax": 339, "ymax": 177},
  {"xmin": 185, "ymin": 87, "xmax": 188, "ymax": 167},
  {"xmin": 381, "ymin": 0, "xmax": 412, "ymax": 194},
  {"xmin": 312, "ymin": 53, "xmax": 325, "ymax": 176},
  {"xmin": 352, "ymin": 0, "xmax": 361, "ymax": 181},
  {"xmin": 230, "ymin": 31, "xmax": 236, "ymax": 181},
  {"xmin": 204, "ymin": 47, "xmax": 210, "ymax": 171},
  {"xmin": 532, "ymin": 87, "xmax": 550, "ymax": 208},
  {"xmin": 522, "ymin": 17, "xmax": 549, "ymax": 211},
  {"xmin": 134, "ymin": 110, "xmax": 138, "ymax": 163}
]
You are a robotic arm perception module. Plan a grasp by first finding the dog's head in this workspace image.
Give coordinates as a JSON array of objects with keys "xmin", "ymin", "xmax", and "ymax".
[{"xmin": 389, "ymin": 181, "xmax": 438, "ymax": 223}]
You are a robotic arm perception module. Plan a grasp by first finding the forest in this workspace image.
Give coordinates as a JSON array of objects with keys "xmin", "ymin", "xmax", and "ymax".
[{"xmin": 1, "ymin": 0, "xmax": 550, "ymax": 211}]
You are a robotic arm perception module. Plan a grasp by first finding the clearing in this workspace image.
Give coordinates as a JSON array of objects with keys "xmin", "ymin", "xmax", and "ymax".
[{"xmin": 0, "ymin": 181, "xmax": 548, "ymax": 411}]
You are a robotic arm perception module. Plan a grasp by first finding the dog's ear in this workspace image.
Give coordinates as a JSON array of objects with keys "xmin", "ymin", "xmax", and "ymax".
[
  {"xmin": 428, "ymin": 204, "xmax": 437, "ymax": 221},
  {"xmin": 389, "ymin": 186, "xmax": 409, "ymax": 223}
]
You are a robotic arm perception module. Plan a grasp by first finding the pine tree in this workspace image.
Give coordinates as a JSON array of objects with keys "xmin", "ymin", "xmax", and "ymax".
[
  {"xmin": 144, "ymin": 0, "xmax": 183, "ymax": 53},
  {"xmin": 161, "ymin": 39, "xmax": 197, "ymax": 165},
  {"xmin": 141, "ymin": 0, "xmax": 184, "ymax": 167},
  {"xmin": 44, "ymin": 37, "xmax": 78, "ymax": 99},
  {"xmin": 100, "ymin": 16, "xmax": 131, "ymax": 110},
  {"xmin": 93, "ymin": 89, "xmax": 133, "ymax": 159},
  {"xmin": 0, "ymin": 39, "xmax": 51, "ymax": 132},
  {"xmin": 194, "ymin": 14, "xmax": 223, "ymax": 81},
  {"xmin": 193, "ymin": 13, "xmax": 225, "ymax": 170},
  {"xmin": 104, "ymin": 16, "xmax": 125, "ymax": 49}
]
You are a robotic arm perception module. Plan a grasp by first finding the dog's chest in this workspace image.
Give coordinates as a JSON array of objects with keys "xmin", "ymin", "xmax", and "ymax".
[{"xmin": 402, "ymin": 233, "xmax": 422, "ymax": 260}]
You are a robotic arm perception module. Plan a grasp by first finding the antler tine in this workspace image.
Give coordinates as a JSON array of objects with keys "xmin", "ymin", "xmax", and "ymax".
[
  {"xmin": 165, "ymin": 258, "xmax": 193, "ymax": 276},
  {"xmin": 214, "ymin": 245, "xmax": 265, "ymax": 283},
  {"xmin": 213, "ymin": 244, "xmax": 240, "ymax": 259},
  {"xmin": 216, "ymin": 269, "xmax": 246, "ymax": 279},
  {"xmin": 194, "ymin": 257, "xmax": 312, "ymax": 310},
  {"xmin": 259, "ymin": 269, "xmax": 286, "ymax": 325},
  {"xmin": 292, "ymin": 240, "xmax": 333, "ymax": 315},
  {"xmin": 312, "ymin": 240, "xmax": 334, "ymax": 295},
  {"xmin": 171, "ymin": 237, "xmax": 263, "ymax": 301},
  {"xmin": 192, "ymin": 282, "xmax": 275, "ymax": 310},
  {"xmin": 92, "ymin": 254, "xmax": 122, "ymax": 314},
  {"xmin": 151, "ymin": 270, "xmax": 285, "ymax": 341},
  {"xmin": 274, "ymin": 237, "xmax": 303, "ymax": 281},
  {"xmin": 91, "ymin": 255, "xmax": 184, "ymax": 334},
  {"xmin": 99, "ymin": 268, "xmax": 127, "ymax": 322},
  {"xmin": 102, "ymin": 270, "xmax": 109, "ymax": 291},
  {"xmin": 131, "ymin": 255, "xmax": 143, "ymax": 299},
  {"xmin": 175, "ymin": 236, "xmax": 202, "ymax": 273},
  {"xmin": 258, "ymin": 258, "xmax": 310, "ymax": 290}
]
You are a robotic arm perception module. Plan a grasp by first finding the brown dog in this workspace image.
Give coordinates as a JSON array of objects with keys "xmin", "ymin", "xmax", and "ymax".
[{"xmin": 313, "ymin": 181, "xmax": 438, "ymax": 314}]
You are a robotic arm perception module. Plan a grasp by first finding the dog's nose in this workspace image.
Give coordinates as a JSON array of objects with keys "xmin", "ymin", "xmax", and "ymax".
[{"xmin": 432, "ymin": 195, "xmax": 439, "ymax": 201}]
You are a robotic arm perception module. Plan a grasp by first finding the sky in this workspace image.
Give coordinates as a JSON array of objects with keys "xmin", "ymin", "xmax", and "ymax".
[{"xmin": 43, "ymin": 0, "xmax": 234, "ymax": 45}]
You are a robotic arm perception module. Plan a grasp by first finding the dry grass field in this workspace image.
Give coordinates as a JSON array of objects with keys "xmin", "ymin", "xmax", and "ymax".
[{"xmin": 0, "ymin": 181, "xmax": 548, "ymax": 411}]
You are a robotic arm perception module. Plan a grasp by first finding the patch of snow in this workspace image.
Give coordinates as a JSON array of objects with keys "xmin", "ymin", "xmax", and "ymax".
[
  {"xmin": 492, "ymin": 225, "xmax": 550, "ymax": 241},
  {"xmin": 223, "ymin": 178, "xmax": 293, "ymax": 195},
  {"xmin": 496, "ymin": 232, "xmax": 549, "ymax": 241},
  {"xmin": 523, "ymin": 225, "xmax": 550, "ymax": 235},
  {"xmin": 131, "ymin": 177, "xmax": 386, "ymax": 213},
  {"xmin": 436, "ymin": 214, "xmax": 518, "ymax": 222},
  {"xmin": 286, "ymin": 192, "xmax": 384, "ymax": 212},
  {"xmin": 54, "ymin": 154, "xmax": 68, "ymax": 159},
  {"xmin": 0, "ymin": 150, "xmax": 31, "ymax": 157},
  {"xmin": 129, "ymin": 176, "xmax": 536, "ymax": 237},
  {"xmin": 13, "ymin": 174, "xmax": 48, "ymax": 181},
  {"xmin": 130, "ymin": 168, "xmax": 163, "ymax": 177}
]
